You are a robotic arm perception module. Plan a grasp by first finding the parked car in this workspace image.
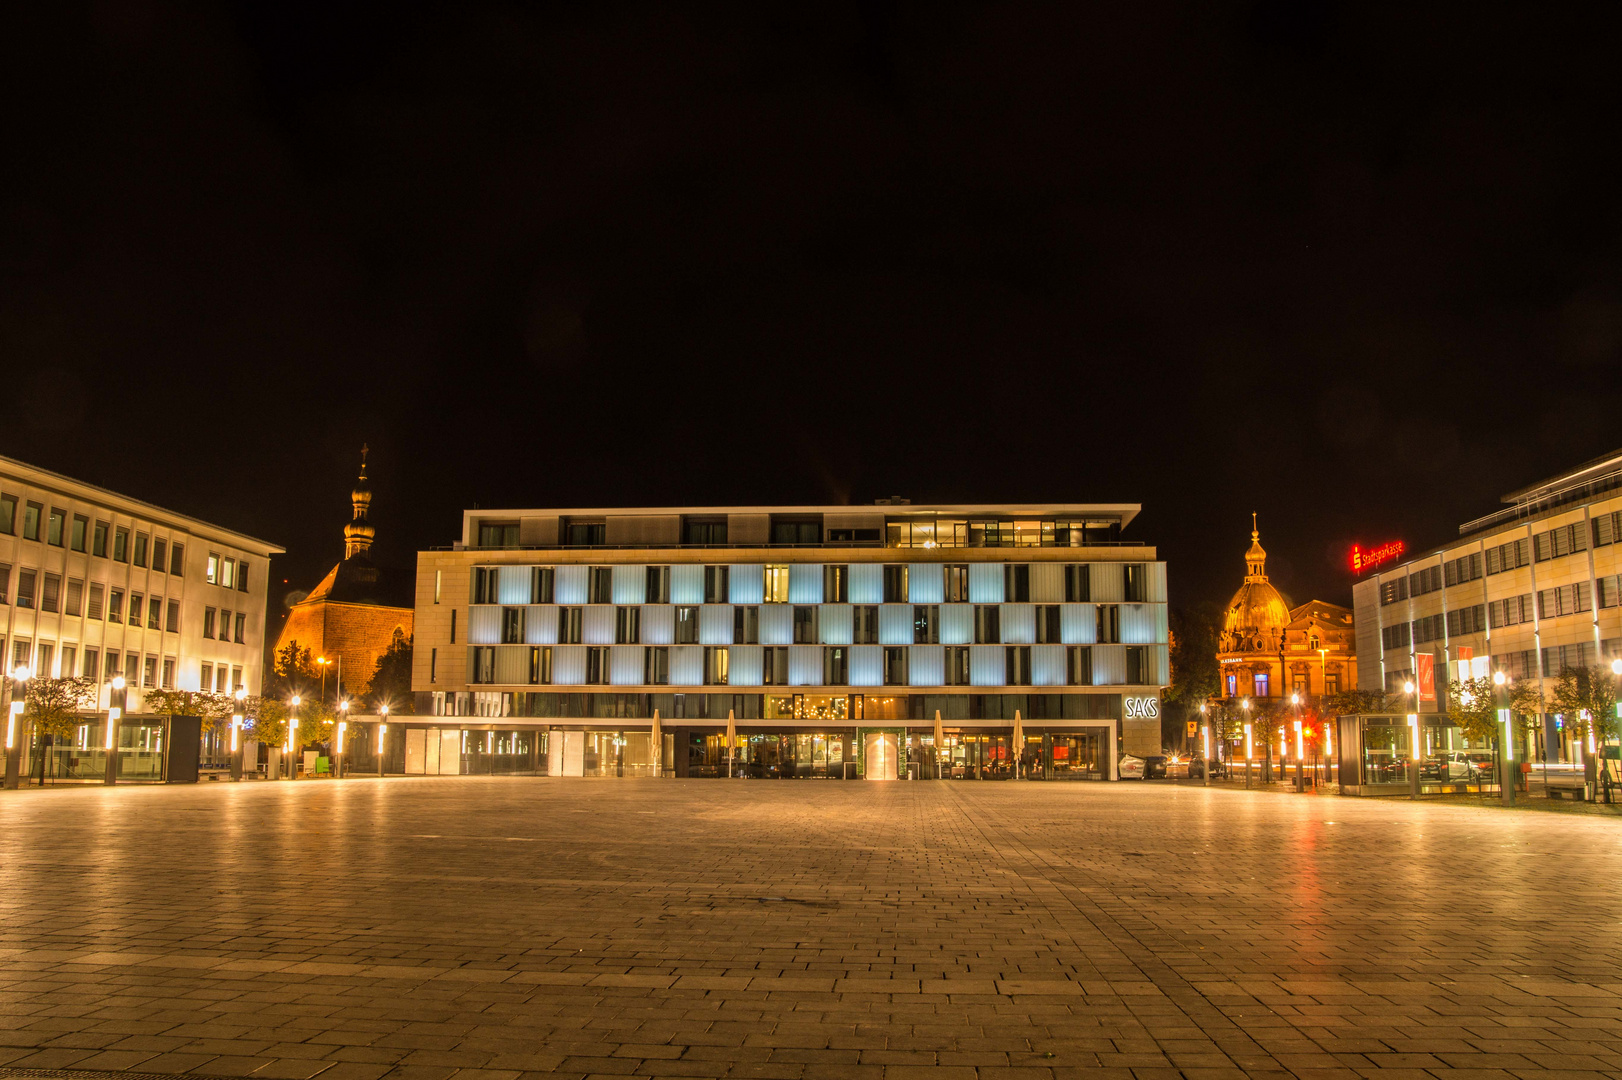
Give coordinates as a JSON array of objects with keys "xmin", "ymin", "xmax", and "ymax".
[
  {"xmin": 1188, "ymin": 756, "xmax": 1227, "ymax": 779},
  {"xmin": 1141, "ymin": 754, "xmax": 1169, "ymax": 779},
  {"xmin": 1421, "ymin": 752, "xmax": 1476, "ymax": 780},
  {"xmin": 1118, "ymin": 754, "xmax": 1146, "ymax": 779}
]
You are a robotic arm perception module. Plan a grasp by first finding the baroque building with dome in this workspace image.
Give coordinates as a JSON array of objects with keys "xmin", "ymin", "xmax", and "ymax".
[
  {"xmin": 1217, "ymin": 517, "xmax": 1356, "ymax": 705},
  {"xmin": 273, "ymin": 449, "xmax": 413, "ymax": 698}
]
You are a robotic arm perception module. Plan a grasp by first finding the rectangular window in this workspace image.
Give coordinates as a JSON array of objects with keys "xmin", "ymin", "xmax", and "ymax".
[
  {"xmin": 231, "ymin": 665, "xmax": 243, "ymax": 691},
  {"xmin": 883, "ymin": 646, "xmax": 909, "ymax": 686},
  {"xmin": 531, "ymin": 567, "xmax": 554, "ymax": 604},
  {"xmin": 974, "ymin": 605, "xmax": 1000, "ymax": 644},
  {"xmin": 564, "ymin": 521, "xmax": 605, "ymax": 546},
  {"xmin": 770, "ymin": 518, "xmax": 821, "ymax": 545},
  {"xmin": 238, "ymin": 560, "xmax": 249, "ymax": 592},
  {"xmin": 1064, "ymin": 564, "xmax": 1090, "ymax": 602},
  {"xmin": 913, "ymin": 605, "xmax": 939, "ymax": 644},
  {"xmin": 133, "ymin": 533, "xmax": 148, "ymax": 567},
  {"xmin": 1096, "ymin": 604, "xmax": 1119, "ymax": 644},
  {"xmin": 166, "ymin": 599, "xmax": 180, "ymax": 633},
  {"xmin": 47, "ymin": 508, "xmax": 64, "ymax": 546},
  {"xmin": 1067, "ymin": 645, "xmax": 1092, "ymax": 685},
  {"xmin": 644, "ymin": 646, "xmax": 670, "ymax": 685},
  {"xmin": 558, "ymin": 607, "xmax": 584, "ymax": 644},
  {"xmin": 17, "ymin": 569, "xmax": 37, "ymax": 609},
  {"xmin": 853, "ymin": 605, "xmax": 879, "ymax": 644},
  {"xmin": 220, "ymin": 557, "xmax": 235, "ymax": 589},
  {"xmin": 70, "ymin": 515, "xmax": 88, "ymax": 552},
  {"xmin": 615, "ymin": 606, "xmax": 640, "ymax": 644},
  {"xmin": 434, "ymin": 569, "xmax": 443, "ymax": 604},
  {"xmin": 749, "ymin": 645, "xmax": 780, "ymax": 685},
  {"xmin": 87, "ymin": 583, "xmax": 104, "ymax": 620},
  {"xmin": 41, "ymin": 573, "xmax": 60, "ymax": 613},
  {"xmin": 65, "ymin": 578, "xmax": 82, "ymax": 617},
  {"xmin": 530, "ymin": 645, "xmax": 553, "ymax": 684},
  {"xmin": 36, "ymin": 643, "xmax": 53, "ymax": 678},
  {"xmin": 793, "ymin": 605, "xmax": 818, "ymax": 644},
  {"xmin": 153, "ymin": 538, "xmax": 168, "ymax": 571},
  {"xmin": 143, "ymin": 655, "xmax": 158, "ymax": 688},
  {"xmin": 645, "ymin": 566, "xmax": 669, "ymax": 604},
  {"xmin": 703, "ymin": 565, "xmax": 729, "ymax": 604},
  {"xmin": 85, "ymin": 648, "xmax": 100, "ymax": 680},
  {"xmin": 472, "ymin": 646, "xmax": 495, "ymax": 683},
  {"xmin": 585, "ymin": 646, "xmax": 609, "ymax": 684},
  {"xmin": 148, "ymin": 596, "xmax": 162, "ymax": 629},
  {"xmin": 204, "ymin": 608, "xmax": 217, "ymax": 638},
  {"xmin": 0, "ymin": 562, "xmax": 8, "ymax": 603},
  {"xmin": 704, "ymin": 646, "xmax": 729, "ymax": 685},
  {"xmin": 1124, "ymin": 564, "xmax": 1145, "ymax": 602},
  {"xmin": 944, "ymin": 565, "xmax": 969, "ymax": 603},
  {"xmin": 478, "ymin": 522, "xmax": 520, "ymax": 547},
  {"xmin": 502, "ymin": 606, "xmax": 525, "ymax": 644},
  {"xmin": 883, "ymin": 564, "xmax": 909, "ymax": 603},
  {"xmin": 113, "ymin": 527, "xmax": 128, "ymax": 562},
  {"xmin": 1252, "ymin": 669, "xmax": 1268, "ymax": 697},
  {"xmin": 1006, "ymin": 646, "xmax": 1031, "ymax": 686},
  {"xmin": 945, "ymin": 646, "xmax": 971, "ymax": 686},
  {"xmin": 472, "ymin": 567, "xmax": 496, "ymax": 604},
  {"xmin": 207, "ymin": 553, "xmax": 220, "ymax": 584},
  {"xmin": 23, "ymin": 502, "xmax": 42, "ymax": 541},
  {"xmin": 161, "ymin": 657, "xmax": 175, "ymax": 688},
  {"xmin": 823, "ymin": 565, "xmax": 848, "ymax": 603},
  {"xmin": 824, "ymin": 646, "xmax": 848, "ymax": 685},
  {"xmin": 60, "ymin": 646, "xmax": 75, "ymax": 677},
  {"xmin": 0, "ymin": 494, "xmax": 13, "ymax": 534},
  {"xmin": 588, "ymin": 566, "xmax": 613, "ymax": 604},
  {"xmin": 92, "ymin": 521, "xmax": 107, "ymax": 557},
  {"xmin": 450, "ymin": 608, "xmax": 457, "ymax": 642},
  {"xmin": 674, "ymin": 605, "xmax": 698, "ymax": 644},
  {"xmin": 200, "ymin": 662, "xmax": 214, "ymax": 691},
  {"xmin": 1003, "ymin": 564, "xmax": 1030, "ymax": 602},
  {"xmin": 681, "ymin": 517, "xmax": 728, "ymax": 545},
  {"xmin": 108, "ymin": 589, "xmax": 123, "ymax": 622},
  {"xmin": 763, "ymin": 565, "xmax": 789, "ymax": 603},
  {"xmin": 168, "ymin": 541, "xmax": 182, "ymax": 574},
  {"xmin": 1036, "ymin": 604, "xmax": 1061, "ymax": 643},
  {"xmin": 430, "ymin": 647, "xmax": 437, "ymax": 683},
  {"xmin": 124, "ymin": 652, "xmax": 137, "ymax": 679},
  {"xmin": 234, "ymin": 613, "xmax": 246, "ymax": 643},
  {"xmin": 734, "ymin": 605, "xmax": 759, "ymax": 644}
]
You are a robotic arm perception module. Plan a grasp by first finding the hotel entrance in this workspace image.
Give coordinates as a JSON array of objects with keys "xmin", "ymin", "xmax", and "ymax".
[
  {"xmin": 944, "ymin": 733, "xmax": 1014, "ymax": 779},
  {"xmin": 862, "ymin": 731, "xmax": 900, "ymax": 780}
]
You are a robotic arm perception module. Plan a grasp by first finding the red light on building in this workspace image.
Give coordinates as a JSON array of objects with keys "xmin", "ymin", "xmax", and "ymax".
[{"xmin": 1351, "ymin": 540, "xmax": 1404, "ymax": 575}]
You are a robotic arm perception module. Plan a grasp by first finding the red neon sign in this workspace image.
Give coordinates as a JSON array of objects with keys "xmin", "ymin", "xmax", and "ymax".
[{"xmin": 1351, "ymin": 540, "xmax": 1404, "ymax": 575}]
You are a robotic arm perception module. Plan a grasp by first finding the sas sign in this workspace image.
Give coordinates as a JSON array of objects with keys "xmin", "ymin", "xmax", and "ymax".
[{"xmin": 1124, "ymin": 696, "xmax": 1160, "ymax": 720}]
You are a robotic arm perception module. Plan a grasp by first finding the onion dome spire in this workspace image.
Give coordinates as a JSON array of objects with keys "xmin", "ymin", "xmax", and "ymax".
[{"xmin": 343, "ymin": 444, "xmax": 376, "ymax": 559}]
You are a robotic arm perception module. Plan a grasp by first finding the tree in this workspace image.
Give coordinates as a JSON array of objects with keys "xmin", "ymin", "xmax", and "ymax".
[
  {"xmin": 1166, "ymin": 603, "xmax": 1221, "ymax": 706},
  {"xmin": 366, "ymin": 633, "xmax": 415, "ymax": 714},
  {"xmin": 245, "ymin": 695, "xmax": 289, "ymax": 749},
  {"xmin": 264, "ymin": 640, "xmax": 314, "ymax": 702},
  {"xmin": 294, "ymin": 700, "xmax": 338, "ymax": 749},
  {"xmin": 142, "ymin": 689, "xmax": 235, "ymax": 735},
  {"xmin": 1323, "ymin": 689, "xmax": 1393, "ymax": 717},
  {"xmin": 25, "ymin": 676, "xmax": 97, "ymax": 781},
  {"xmin": 1549, "ymin": 666, "xmax": 1617, "ymax": 748}
]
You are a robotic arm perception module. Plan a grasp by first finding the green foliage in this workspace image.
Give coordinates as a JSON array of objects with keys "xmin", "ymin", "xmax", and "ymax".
[
  {"xmin": 141, "ymin": 689, "xmax": 237, "ymax": 734},
  {"xmin": 294, "ymin": 700, "xmax": 338, "ymax": 748},
  {"xmin": 1323, "ymin": 689, "xmax": 1392, "ymax": 717},
  {"xmin": 366, "ymin": 634, "xmax": 415, "ymax": 714},
  {"xmin": 1548, "ymin": 666, "xmax": 1617, "ymax": 744},
  {"xmin": 245, "ymin": 695, "xmax": 289, "ymax": 747},
  {"xmin": 264, "ymin": 641, "xmax": 314, "ymax": 701},
  {"xmin": 24, "ymin": 676, "xmax": 97, "ymax": 738},
  {"xmin": 1166, "ymin": 603, "xmax": 1221, "ymax": 705},
  {"xmin": 1444, "ymin": 676, "xmax": 1541, "ymax": 745}
]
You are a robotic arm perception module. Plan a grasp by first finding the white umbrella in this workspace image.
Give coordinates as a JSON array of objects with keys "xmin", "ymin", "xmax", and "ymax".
[
  {"xmin": 1012, "ymin": 709, "xmax": 1024, "ymax": 779},
  {"xmin": 650, "ymin": 709, "xmax": 662, "ymax": 778},
  {"xmin": 933, "ymin": 710, "xmax": 944, "ymax": 779},
  {"xmin": 726, "ymin": 708, "xmax": 736, "ymax": 778}
]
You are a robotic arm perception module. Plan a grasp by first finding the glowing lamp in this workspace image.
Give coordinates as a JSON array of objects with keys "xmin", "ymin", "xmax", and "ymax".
[
  {"xmin": 13, "ymin": 666, "xmax": 31, "ymax": 682},
  {"xmin": 111, "ymin": 675, "xmax": 126, "ymax": 691},
  {"xmin": 337, "ymin": 721, "xmax": 347, "ymax": 753},
  {"xmin": 106, "ymin": 706, "xmax": 122, "ymax": 750}
]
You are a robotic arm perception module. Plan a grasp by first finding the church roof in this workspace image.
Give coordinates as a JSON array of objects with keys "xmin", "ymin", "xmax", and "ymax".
[
  {"xmin": 291, "ymin": 447, "xmax": 413, "ymax": 610},
  {"xmin": 1222, "ymin": 516, "xmax": 1292, "ymax": 636}
]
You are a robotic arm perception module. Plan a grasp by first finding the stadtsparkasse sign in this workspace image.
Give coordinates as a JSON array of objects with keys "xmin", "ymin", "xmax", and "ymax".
[{"xmin": 1351, "ymin": 540, "xmax": 1405, "ymax": 575}]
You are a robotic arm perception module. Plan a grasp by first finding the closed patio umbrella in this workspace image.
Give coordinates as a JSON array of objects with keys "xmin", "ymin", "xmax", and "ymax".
[
  {"xmin": 933, "ymin": 710, "xmax": 944, "ymax": 779},
  {"xmin": 1012, "ymin": 709, "xmax": 1024, "ymax": 779},
  {"xmin": 726, "ymin": 708, "xmax": 736, "ymax": 778},
  {"xmin": 650, "ymin": 709, "xmax": 662, "ymax": 777}
]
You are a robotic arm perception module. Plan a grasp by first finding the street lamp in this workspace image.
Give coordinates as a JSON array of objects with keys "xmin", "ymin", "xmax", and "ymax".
[
  {"xmin": 316, "ymin": 657, "xmax": 332, "ymax": 706},
  {"xmin": 377, "ymin": 703, "xmax": 389, "ymax": 778},
  {"xmin": 230, "ymin": 686, "xmax": 247, "ymax": 781},
  {"xmin": 1403, "ymin": 679, "xmax": 1421, "ymax": 800},
  {"xmin": 1291, "ymin": 692, "xmax": 1305, "ymax": 791},
  {"xmin": 1199, "ymin": 702, "xmax": 1210, "ymax": 787},
  {"xmin": 336, "ymin": 698, "xmax": 349, "ymax": 779},
  {"xmin": 1493, "ymin": 669, "xmax": 1514, "ymax": 806},
  {"xmin": 4, "ymin": 666, "xmax": 32, "ymax": 790},
  {"xmin": 105, "ymin": 675, "xmax": 127, "ymax": 786},
  {"xmin": 1242, "ymin": 697, "xmax": 1253, "ymax": 790},
  {"xmin": 288, "ymin": 694, "xmax": 301, "ymax": 780}
]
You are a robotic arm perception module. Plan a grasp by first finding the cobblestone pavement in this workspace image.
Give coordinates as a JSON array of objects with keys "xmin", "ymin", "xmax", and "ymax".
[{"xmin": 2, "ymin": 778, "xmax": 1620, "ymax": 1080}]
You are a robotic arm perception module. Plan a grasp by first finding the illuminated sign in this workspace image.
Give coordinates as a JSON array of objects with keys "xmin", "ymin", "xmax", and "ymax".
[
  {"xmin": 1351, "ymin": 540, "xmax": 1405, "ymax": 575},
  {"xmin": 1124, "ymin": 696, "xmax": 1160, "ymax": 720}
]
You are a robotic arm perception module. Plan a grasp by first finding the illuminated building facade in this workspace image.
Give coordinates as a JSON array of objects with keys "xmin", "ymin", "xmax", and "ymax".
[
  {"xmin": 1217, "ymin": 519, "xmax": 1356, "ymax": 706},
  {"xmin": 404, "ymin": 504, "xmax": 1169, "ymax": 779}
]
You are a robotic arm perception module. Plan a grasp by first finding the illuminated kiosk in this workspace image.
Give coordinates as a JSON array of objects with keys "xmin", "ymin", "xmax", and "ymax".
[{"xmin": 399, "ymin": 504, "xmax": 1168, "ymax": 779}]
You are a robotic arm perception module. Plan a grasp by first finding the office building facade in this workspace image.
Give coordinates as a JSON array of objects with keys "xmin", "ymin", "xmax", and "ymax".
[{"xmin": 409, "ymin": 504, "xmax": 1168, "ymax": 779}]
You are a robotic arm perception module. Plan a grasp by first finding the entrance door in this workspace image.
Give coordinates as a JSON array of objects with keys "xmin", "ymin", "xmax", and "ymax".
[
  {"xmin": 562, "ymin": 731, "xmax": 585, "ymax": 776},
  {"xmin": 863, "ymin": 732, "xmax": 898, "ymax": 780}
]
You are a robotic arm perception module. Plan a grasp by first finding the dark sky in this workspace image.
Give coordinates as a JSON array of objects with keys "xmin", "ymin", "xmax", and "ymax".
[{"xmin": 6, "ymin": 2, "xmax": 1621, "ymax": 627}]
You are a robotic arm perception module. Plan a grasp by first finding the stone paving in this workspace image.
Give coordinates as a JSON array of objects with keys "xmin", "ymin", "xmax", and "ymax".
[{"xmin": 1, "ymin": 777, "xmax": 1620, "ymax": 1080}]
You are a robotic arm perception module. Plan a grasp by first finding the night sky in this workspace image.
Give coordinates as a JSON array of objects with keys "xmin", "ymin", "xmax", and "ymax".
[{"xmin": 6, "ymin": 3, "xmax": 1621, "ymax": 631}]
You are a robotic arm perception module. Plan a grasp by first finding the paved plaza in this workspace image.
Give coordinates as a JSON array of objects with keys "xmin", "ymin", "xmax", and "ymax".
[{"xmin": 1, "ymin": 779, "xmax": 1620, "ymax": 1080}]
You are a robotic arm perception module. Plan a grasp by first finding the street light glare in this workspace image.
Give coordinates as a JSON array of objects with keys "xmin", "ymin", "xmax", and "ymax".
[
  {"xmin": 1493, "ymin": 670, "xmax": 1507, "ymax": 686},
  {"xmin": 111, "ymin": 675, "xmax": 125, "ymax": 690},
  {"xmin": 1403, "ymin": 680, "xmax": 1415, "ymax": 694},
  {"xmin": 1612, "ymin": 658, "xmax": 1622, "ymax": 676},
  {"xmin": 290, "ymin": 694, "xmax": 301, "ymax": 707},
  {"xmin": 13, "ymin": 667, "xmax": 30, "ymax": 681}
]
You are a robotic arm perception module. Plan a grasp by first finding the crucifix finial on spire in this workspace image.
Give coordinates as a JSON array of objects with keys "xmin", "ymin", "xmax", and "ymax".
[
  {"xmin": 1251, "ymin": 510, "xmax": 1258, "ymax": 537},
  {"xmin": 360, "ymin": 443, "xmax": 369, "ymax": 476}
]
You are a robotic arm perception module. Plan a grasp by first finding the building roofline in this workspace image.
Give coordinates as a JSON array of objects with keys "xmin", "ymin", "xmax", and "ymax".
[
  {"xmin": 1500, "ymin": 446, "xmax": 1622, "ymax": 504},
  {"xmin": 0, "ymin": 453, "xmax": 285, "ymax": 555},
  {"xmin": 463, "ymin": 503, "xmax": 1142, "ymax": 527}
]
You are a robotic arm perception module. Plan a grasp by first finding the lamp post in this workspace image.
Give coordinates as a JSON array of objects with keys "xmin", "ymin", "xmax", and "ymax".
[
  {"xmin": 1404, "ymin": 679, "xmax": 1420, "ymax": 800},
  {"xmin": 1323, "ymin": 713, "xmax": 1335, "ymax": 787},
  {"xmin": 377, "ymin": 704, "xmax": 389, "ymax": 777},
  {"xmin": 1494, "ymin": 669, "xmax": 1514, "ymax": 806},
  {"xmin": 287, "ymin": 694, "xmax": 301, "ymax": 780},
  {"xmin": 1291, "ymin": 692, "xmax": 1304, "ymax": 791},
  {"xmin": 316, "ymin": 657, "xmax": 331, "ymax": 706},
  {"xmin": 336, "ymin": 698, "xmax": 348, "ymax": 779},
  {"xmin": 1198, "ymin": 702, "xmax": 1209, "ymax": 786},
  {"xmin": 1241, "ymin": 697, "xmax": 1252, "ymax": 789},
  {"xmin": 230, "ymin": 687, "xmax": 246, "ymax": 781},
  {"xmin": 104, "ymin": 675, "xmax": 127, "ymax": 786},
  {"xmin": 4, "ymin": 666, "xmax": 31, "ymax": 790}
]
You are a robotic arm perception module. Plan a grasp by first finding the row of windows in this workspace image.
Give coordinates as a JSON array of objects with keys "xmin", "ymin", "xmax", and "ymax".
[
  {"xmin": 442, "ymin": 691, "xmax": 1122, "ymax": 723},
  {"xmin": 1486, "ymin": 538, "xmax": 1532, "ymax": 575},
  {"xmin": 476, "ymin": 516, "xmax": 1124, "ymax": 550},
  {"xmin": 1533, "ymin": 522, "xmax": 1588, "ymax": 562},
  {"xmin": 1409, "ymin": 565, "xmax": 1443, "ymax": 598},
  {"xmin": 197, "ymin": 661, "xmax": 246, "ymax": 693},
  {"xmin": 1381, "ymin": 603, "xmax": 1490, "ymax": 650},
  {"xmin": 1489, "ymin": 594, "xmax": 1534, "ymax": 628},
  {"xmin": 503, "ymin": 603, "xmax": 1132, "ymax": 646},
  {"xmin": 201, "ymin": 608, "xmax": 249, "ymax": 644},
  {"xmin": 470, "ymin": 563, "xmax": 1143, "ymax": 606},
  {"xmin": 1411, "ymin": 613, "xmax": 1446, "ymax": 646},
  {"xmin": 465, "ymin": 644, "xmax": 1153, "ymax": 688},
  {"xmin": 1446, "ymin": 603, "xmax": 1486, "ymax": 637},
  {"xmin": 1444, "ymin": 552, "xmax": 1483, "ymax": 586},
  {"xmin": 5, "ymin": 637, "xmax": 179, "ymax": 688},
  {"xmin": 1538, "ymin": 582, "xmax": 1591, "ymax": 619},
  {"xmin": 0, "ymin": 564, "xmax": 184, "ymax": 632}
]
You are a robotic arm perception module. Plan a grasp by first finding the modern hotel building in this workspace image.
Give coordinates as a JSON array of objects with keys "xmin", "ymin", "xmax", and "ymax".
[
  {"xmin": 1353, "ymin": 449, "xmax": 1622, "ymax": 763},
  {"xmin": 408, "ymin": 504, "xmax": 1168, "ymax": 780}
]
